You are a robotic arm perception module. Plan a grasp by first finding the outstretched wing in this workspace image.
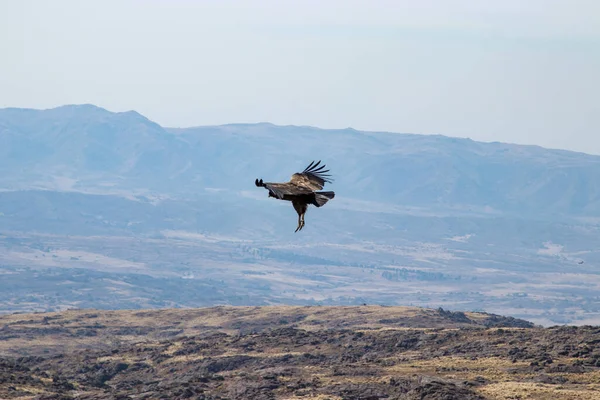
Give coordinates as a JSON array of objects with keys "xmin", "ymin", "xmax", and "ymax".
[
  {"xmin": 263, "ymin": 182, "xmax": 313, "ymax": 199},
  {"xmin": 289, "ymin": 160, "xmax": 333, "ymax": 191}
]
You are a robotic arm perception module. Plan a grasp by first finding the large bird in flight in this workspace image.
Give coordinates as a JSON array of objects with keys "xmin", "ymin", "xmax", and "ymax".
[{"xmin": 255, "ymin": 160, "xmax": 335, "ymax": 232}]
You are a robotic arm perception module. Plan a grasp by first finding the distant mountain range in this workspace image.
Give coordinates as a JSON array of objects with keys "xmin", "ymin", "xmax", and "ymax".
[
  {"xmin": 1, "ymin": 104, "xmax": 599, "ymax": 326},
  {"xmin": 2, "ymin": 104, "xmax": 600, "ymax": 217}
]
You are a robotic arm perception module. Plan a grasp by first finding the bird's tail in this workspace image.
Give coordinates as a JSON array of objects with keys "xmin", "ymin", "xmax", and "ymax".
[{"xmin": 313, "ymin": 191, "xmax": 335, "ymax": 207}]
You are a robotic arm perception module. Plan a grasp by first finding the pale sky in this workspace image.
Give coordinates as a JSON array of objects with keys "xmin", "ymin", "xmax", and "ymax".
[{"xmin": 1, "ymin": 0, "xmax": 599, "ymax": 153}]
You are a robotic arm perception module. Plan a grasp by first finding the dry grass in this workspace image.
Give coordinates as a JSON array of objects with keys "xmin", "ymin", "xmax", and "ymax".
[
  {"xmin": 0, "ymin": 305, "xmax": 478, "ymax": 356},
  {"xmin": 387, "ymin": 356, "xmax": 532, "ymax": 380},
  {"xmin": 0, "ymin": 306, "xmax": 597, "ymax": 400},
  {"xmin": 479, "ymin": 382, "xmax": 600, "ymax": 400}
]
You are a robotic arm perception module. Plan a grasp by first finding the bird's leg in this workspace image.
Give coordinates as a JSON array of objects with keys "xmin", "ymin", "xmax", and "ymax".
[
  {"xmin": 295, "ymin": 212, "xmax": 305, "ymax": 232},
  {"xmin": 292, "ymin": 201, "xmax": 307, "ymax": 232}
]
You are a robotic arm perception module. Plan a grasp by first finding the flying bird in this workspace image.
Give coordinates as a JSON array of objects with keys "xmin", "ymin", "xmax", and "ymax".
[{"xmin": 255, "ymin": 160, "xmax": 335, "ymax": 232}]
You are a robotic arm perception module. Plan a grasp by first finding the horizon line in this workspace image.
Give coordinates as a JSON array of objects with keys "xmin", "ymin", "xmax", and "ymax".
[{"xmin": 0, "ymin": 102, "xmax": 596, "ymax": 157}]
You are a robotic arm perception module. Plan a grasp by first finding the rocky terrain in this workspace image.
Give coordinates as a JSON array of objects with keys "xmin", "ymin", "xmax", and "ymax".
[{"xmin": 1, "ymin": 306, "xmax": 599, "ymax": 399}]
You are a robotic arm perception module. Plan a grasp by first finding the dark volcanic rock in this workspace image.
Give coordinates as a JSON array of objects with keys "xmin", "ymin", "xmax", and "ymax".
[
  {"xmin": 0, "ymin": 308, "xmax": 598, "ymax": 399},
  {"xmin": 403, "ymin": 379, "xmax": 486, "ymax": 400}
]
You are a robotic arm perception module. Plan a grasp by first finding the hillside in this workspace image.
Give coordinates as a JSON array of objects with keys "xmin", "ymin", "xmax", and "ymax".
[
  {"xmin": 2, "ymin": 105, "xmax": 600, "ymax": 217},
  {"xmin": 1, "ymin": 306, "xmax": 599, "ymax": 400},
  {"xmin": 1, "ymin": 104, "xmax": 600, "ymax": 326}
]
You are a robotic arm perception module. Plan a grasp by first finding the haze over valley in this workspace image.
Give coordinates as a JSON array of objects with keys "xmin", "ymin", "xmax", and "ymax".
[{"xmin": 1, "ymin": 104, "xmax": 600, "ymax": 326}]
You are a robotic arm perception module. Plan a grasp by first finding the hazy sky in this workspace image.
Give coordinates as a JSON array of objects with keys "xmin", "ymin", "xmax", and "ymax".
[{"xmin": 1, "ymin": 0, "xmax": 599, "ymax": 153}]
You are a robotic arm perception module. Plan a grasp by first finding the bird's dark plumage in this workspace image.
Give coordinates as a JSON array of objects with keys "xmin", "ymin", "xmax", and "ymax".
[{"xmin": 255, "ymin": 160, "xmax": 335, "ymax": 232}]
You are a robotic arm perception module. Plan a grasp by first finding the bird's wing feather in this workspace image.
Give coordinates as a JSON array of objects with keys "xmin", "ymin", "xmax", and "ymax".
[
  {"xmin": 263, "ymin": 182, "xmax": 313, "ymax": 198},
  {"xmin": 289, "ymin": 160, "xmax": 333, "ymax": 191}
]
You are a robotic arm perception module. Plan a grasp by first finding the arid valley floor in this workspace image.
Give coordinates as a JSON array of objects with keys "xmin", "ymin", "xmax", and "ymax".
[{"xmin": 1, "ymin": 306, "xmax": 599, "ymax": 399}]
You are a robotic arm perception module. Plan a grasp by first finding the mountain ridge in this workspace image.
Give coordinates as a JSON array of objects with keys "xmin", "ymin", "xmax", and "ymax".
[
  {"xmin": 1, "ymin": 103, "xmax": 600, "ymax": 326},
  {"xmin": 5, "ymin": 103, "xmax": 599, "ymax": 158}
]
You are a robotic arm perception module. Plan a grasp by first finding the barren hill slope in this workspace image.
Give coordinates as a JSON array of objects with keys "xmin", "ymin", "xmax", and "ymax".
[{"xmin": 1, "ymin": 306, "xmax": 599, "ymax": 399}]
